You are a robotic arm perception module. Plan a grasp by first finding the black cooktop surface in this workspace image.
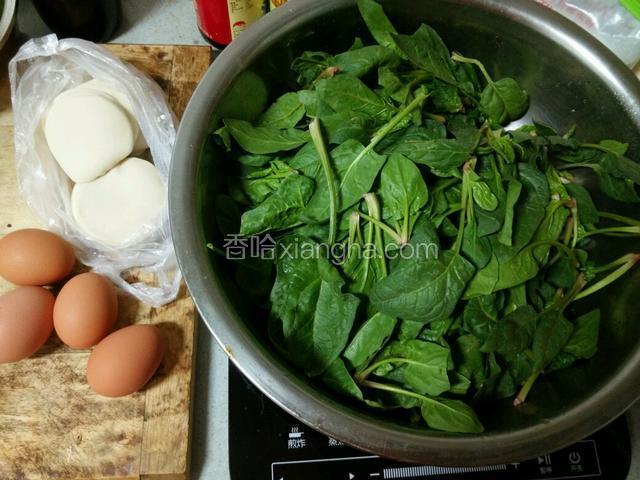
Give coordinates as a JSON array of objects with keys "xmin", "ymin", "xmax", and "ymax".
[{"xmin": 228, "ymin": 364, "xmax": 631, "ymax": 480}]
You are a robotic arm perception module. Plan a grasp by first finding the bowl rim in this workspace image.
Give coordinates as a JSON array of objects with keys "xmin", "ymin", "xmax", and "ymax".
[{"xmin": 170, "ymin": 0, "xmax": 640, "ymax": 466}]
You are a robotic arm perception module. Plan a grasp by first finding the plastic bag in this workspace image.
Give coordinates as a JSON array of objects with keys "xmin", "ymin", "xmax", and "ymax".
[
  {"xmin": 535, "ymin": 0, "xmax": 640, "ymax": 67},
  {"xmin": 8, "ymin": 34, "xmax": 181, "ymax": 307}
]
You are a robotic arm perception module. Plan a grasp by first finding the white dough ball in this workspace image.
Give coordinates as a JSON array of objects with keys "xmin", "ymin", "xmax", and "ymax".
[
  {"xmin": 77, "ymin": 79, "xmax": 148, "ymax": 154},
  {"xmin": 71, "ymin": 157, "xmax": 166, "ymax": 246},
  {"xmin": 44, "ymin": 89, "xmax": 137, "ymax": 183}
]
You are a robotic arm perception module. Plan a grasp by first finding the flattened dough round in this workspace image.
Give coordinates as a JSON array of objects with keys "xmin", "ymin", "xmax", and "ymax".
[
  {"xmin": 77, "ymin": 79, "xmax": 148, "ymax": 154},
  {"xmin": 45, "ymin": 88, "xmax": 136, "ymax": 183},
  {"xmin": 71, "ymin": 158, "xmax": 166, "ymax": 246}
]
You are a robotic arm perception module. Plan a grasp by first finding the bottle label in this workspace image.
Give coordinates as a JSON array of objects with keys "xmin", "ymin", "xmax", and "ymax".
[
  {"xmin": 227, "ymin": 0, "xmax": 265, "ymax": 39},
  {"xmin": 270, "ymin": 0, "xmax": 288, "ymax": 9}
]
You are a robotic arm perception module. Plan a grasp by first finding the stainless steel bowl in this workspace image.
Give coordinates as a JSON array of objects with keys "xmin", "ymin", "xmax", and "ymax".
[{"xmin": 170, "ymin": 0, "xmax": 640, "ymax": 465}]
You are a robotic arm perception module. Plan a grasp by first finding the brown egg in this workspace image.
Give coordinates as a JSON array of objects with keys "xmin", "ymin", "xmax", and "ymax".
[
  {"xmin": 53, "ymin": 273, "xmax": 118, "ymax": 349},
  {"xmin": 0, "ymin": 229, "xmax": 76, "ymax": 286},
  {"xmin": 87, "ymin": 324, "xmax": 165, "ymax": 397},
  {"xmin": 0, "ymin": 287, "xmax": 55, "ymax": 363}
]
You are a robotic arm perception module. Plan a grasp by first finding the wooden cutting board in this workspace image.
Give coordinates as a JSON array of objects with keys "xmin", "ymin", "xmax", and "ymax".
[{"xmin": 0, "ymin": 42, "xmax": 212, "ymax": 480}]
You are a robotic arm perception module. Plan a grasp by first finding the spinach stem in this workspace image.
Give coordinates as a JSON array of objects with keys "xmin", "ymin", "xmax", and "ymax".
[
  {"xmin": 402, "ymin": 205, "xmax": 410, "ymax": 244},
  {"xmin": 574, "ymin": 255, "xmax": 640, "ymax": 301},
  {"xmin": 354, "ymin": 211, "xmax": 375, "ymax": 289},
  {"xmin": 340, "ymin": 92, "xmax": 429, "ymax": 190},
  {"xmin": 365, "ymin": 193, "xmax": 388, "ymax": 276},
  {"xmin": 358, "ymin": 212, "xmax": 404, "ymax": 245},
  {"xmin": 356, "ymin": 357, "xmax": 428, "ymax": 384},
  {"xmin": 451, "ymin": 53, "xmax": 494, "ymax": 85},
  {"xmin": 571, "ymin": 206, "xmax": 579, "ymax": 249},
  {"xmin": 582, "ymin": 226, "xmax": 640, "ymax": 238},
  {"xmin": 431, "ymin": 178, "xmax": 459, "ymax": 194},
  {"xmin": 527, "ymin": 240, "xmax": 578, "ymax": 267},
  {"xmin": 361, "ymin": 380, "xmax": 429, "ymax": 403},
  {"xmin": 348, "ymin": 211, "xmax": 361, "ymax": 249},
  {"xmin": 592, "ymin": 253, "xmax": 638, "ymax": 275},
  {"xmin": 556, "ymin": 273, "xmax": 587, "ymax": 311},
  {"xmin": 547, "ymin": 216, "xmax": 575, "ymax": 267},
  {"xmin": 582, "ymin": 143, "xmax": 618, "ymax": 154},
  {"xmin": 453, "ymin": 159, "xmax": 475, "ymax": 254},
  {"xmin": 563, "ymin": 125, "xmax": 577, "ymax": 139},
  {"xmin": 597, "ymin": 211, "xmax": 640, "ymax": 227},
  {"xmin": 309, "ymin": 119, "xmax": 338, "ymax": 245},
  {"xmin": 514, "ymin": 371, "xmax": 539, "ymax": 406},
  {"xmin": 556, "ymin": 163, "xmax": 599, "ymax": 172}
]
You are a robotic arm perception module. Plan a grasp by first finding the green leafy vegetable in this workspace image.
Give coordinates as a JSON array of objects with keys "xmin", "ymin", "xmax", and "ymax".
[
  {"xmin": 224, "ymin": 119, "xmax": 310, "ymax": 154},
  {"xmin": 215, "ymin": 0, "xmax": 640, "ymax": 434},
  {"xmin": 371, "ymin": 251, "xmax": 475, "ymax": 322}
]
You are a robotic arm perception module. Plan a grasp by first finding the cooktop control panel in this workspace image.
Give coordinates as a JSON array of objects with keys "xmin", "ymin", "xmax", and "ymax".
[{"xmin": 228, "ymin": 364, "xmax": 631, "ymax": 480}]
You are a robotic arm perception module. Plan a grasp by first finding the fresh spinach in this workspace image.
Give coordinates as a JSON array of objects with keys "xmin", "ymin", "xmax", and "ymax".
[{"xmin": 216, "ymin": 0, "xmax": 640, "ymax": 434}]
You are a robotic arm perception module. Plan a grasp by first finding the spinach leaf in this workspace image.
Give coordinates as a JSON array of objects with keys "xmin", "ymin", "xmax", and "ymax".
[
  {"xmin": 464, "ymin": 254, "xmax": 500, "ymax": 298},
  {"xmin": 497, "ymin": 179, "xmax": 523, "ymax": 246},
  {"xmin": 240, "ymin": 174, "xmax": 315, "ymax": 235},
  {"xmin": 238, "ymin": 153, "xmax": 274, "ymax": 167},
  {"xmin": 454, "ymin": 335, "xmax": 485, "ymax": 386},
  {"xmin": 599, "ymin": 173, "xmax": 640, "ymax": 202},
  {"xmin": 291, "ymin": 51, "xmax": 333, "ymax": 87},
  {"xmin": 320, "ymin": 110, "xmax": 374, "ymax": 145},
  {"xmin": 398, "ymin": 139, "xmax": 471, "ymax": 171},
  {"xmin": 548, "ymin": 351, "xmax": 577, "ymax": 372},
  {"xmin": 509, "ymin": 352, "xmax": 534, "ymax": 385},
  {"xmin": 480, "ymin": 78, "xmax": 529, "ymax": 126},
  {"xmin": 450, "ymin": 372, "xmax": 472, "ymax": 395},
  {"xmin": 481, "ymin": 306, "xmax": 537, "ymax": 358},
  {"xmin": 547, "ymin": 257, "xmax": 578, "ymax": 289},
  {"xmin": 342, "ymin": 235, "xmax": 385, "ymax": 294},
  {"xmin": 344, "ymin": 313, "xmax": 397, "ymax": 369},
  {"xmin": 316, "ymin": 74, "xmax": 396, "ymax": 123},
  {"xmin": 239, "ymin": 160, "xmax": 297, "ymax": 204},
  {"xmin": 532, "ymin": 309, "xmax": 574, "ymax": 372},
  {"xmin": 224, "ymin": 119, "xmax": 310, "ymax": 154},
  {"xmin": 462, "ymin": 294, "xmax": 498, "ymax": 343},
  {"xmin": 273, "ymin": 240, "xmax": 360, "ymax": 376},
  {"xmin": 430, "ymin": 79, "xmax": 463, "ymax": 113},
  {"xmin": 509, "ymin": 163, "xmax": 550, "ymax": 254},
  {"xmin": 462, "ymin": 220, "xmax": 492, "ymax": 269},
  {"xmin": 385, "ymin": 339, "xmax": 451, "ymax": 396},
  {"xmin": 420, "ymin": 317, "xmax": 455, "ymax": 344},
  {"xmin": 371, "ymin": 251, "xmax": 475, "ymax": 323},
  {"xmin": 447, "ymin": 114, "xmax": 481, "ymax": 148},
  {"xmin": 421, "ymin": 398, "xmax": 484, "ymax": 433},
  {"xmin": 380, "ymin": 122, "xmax": 449, "ymax": 155},
  {"xmin": 379, "ymin": 154, "xmax": 429, "ymax": 220},
  {"xmin": 565, "ymin": 183, "xmax": 599, "ymax": 225},
  {"xmin": 494, "ymin": 249, "xmax": 539, "ymax": 291},
  {"xmin": 356, "ymin": 0, "xmax": 403, "ymax": 54},
  {"xmin": 398, "ymin": 319, "xmax": 425, "ymax": 340},
  {"xmin": 392, "ymin": 24, "xmax": 457, "ymax": 83},
  {"xmin": 322, "ymin": 358, "xmax": 364, "ymax": 400},
  {"xmin": 563, "ymin": 310, "xmax": 599, "ymax": 359},
  {"xmin": 333, "ymin": 45, "xmax": 399, "ymax": 78},
  {"xmin": 303, "ymin": 139, "xmax": 387, "ymax": 222},
  {"xmin": 258, "ymin": 92, "xmax": 306, "ymax": 129},
  {"xmin": 289, "ymin": 142, "xmax": 321, "ymax": 178},
  {"xmin": 378, "ymin": 66, "xmax": 410, "ymax": 103},
  {"xmin": 472, "ymin": 181, "xmax": 499, "ymax": 211}
]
